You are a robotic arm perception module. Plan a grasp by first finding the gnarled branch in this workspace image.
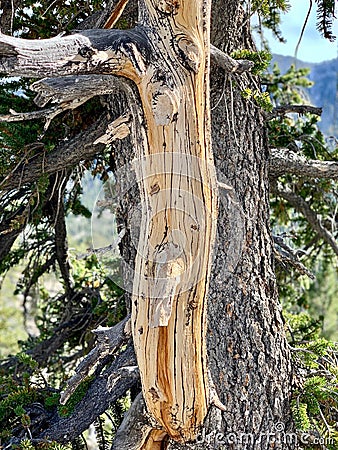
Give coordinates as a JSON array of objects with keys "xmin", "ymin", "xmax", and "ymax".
[
  {"xmin": 273, "ymin": 186, "xmax": 338, "ymax": 256},
  {"xmin": 0, "ymin": 28, "xmax": 151, "ymax": 79},
  {"xmin": 268, "ymin": 105, "xmax": 323, "ymax": 119},
  {"xmin": 7, "ymin": 346, "xmax": 138, "ymax": 446},
  {"xmin": 0, "ymin": 112, "xmax": 131, "ymax": 190},
  {"xmin": 60, "ymin": 315, "xmax": 131, "ymax": 404},
  {"xmin": 270, "ymin": 148, "xmax": 338, "ymax": 179}
]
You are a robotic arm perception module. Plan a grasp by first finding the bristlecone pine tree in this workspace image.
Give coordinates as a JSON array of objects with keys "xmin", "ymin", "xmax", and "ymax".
[{"xmin": 0, "ymin": 0, "xmax": 337, "ymax": 449}]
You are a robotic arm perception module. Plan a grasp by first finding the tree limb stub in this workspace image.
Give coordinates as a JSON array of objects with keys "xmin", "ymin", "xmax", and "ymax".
[
  {"xmin": 210, "ymin": 44, "xmax": 254, "ymax": 73},
  {"xmin": 270, "ymin": 148, "xmax": 338, "ymax": 179},
  {"xmin": 268, "ymin": 105, "xmax": 323, "ymax": 119}
]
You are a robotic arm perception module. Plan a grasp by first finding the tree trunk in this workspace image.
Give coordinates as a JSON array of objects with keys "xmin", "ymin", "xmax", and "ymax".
[
  {"xmin": 130, "ymin": 0, "xmax": 218, "ymax": 445},
  {"xmin": 166, "ymin": 3, "xmax": 295, "ymax": 449},
  {"xmin": 0, "ymin": 0, "xmax": 295, "ymax": 448},
  {"xmin": 114, "ymin": 1, "xmax": 295, "ymax": 449}
]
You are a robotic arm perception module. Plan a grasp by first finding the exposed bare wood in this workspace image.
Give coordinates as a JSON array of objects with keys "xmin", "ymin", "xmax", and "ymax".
[
  {"xmin": 0, "ymin": 28, "xmax": 150, "ymax": 79},
  {"xmin": 1, "ymin": 1, "xmax": 218, "ymax": 444},
  {"xmin": 104, "ymin": 0, "xmax": 130, "ymax": 29},
  {"xmin": 270, "ymin": 147, "xmax": 338, "ymax": 179},
  {"xmin": 131, "ymin": 0, "xmax": 218, "ymax": 443}
]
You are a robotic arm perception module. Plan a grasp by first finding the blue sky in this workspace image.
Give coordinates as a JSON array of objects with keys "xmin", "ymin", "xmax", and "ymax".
[{"xmin": 260, "ymin": 1, "xmax": 338, "ymax": 63}]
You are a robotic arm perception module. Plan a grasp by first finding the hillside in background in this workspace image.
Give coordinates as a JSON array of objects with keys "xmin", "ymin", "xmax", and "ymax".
[{"xmin": 272, "ymin": 54, "xmax": 338, "ymax": 137}]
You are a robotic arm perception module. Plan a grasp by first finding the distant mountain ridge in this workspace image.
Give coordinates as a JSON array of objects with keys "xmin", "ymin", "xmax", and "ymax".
[{"xmin": 271, "ymin": 54, "xmax": 338, "ymax": 136}]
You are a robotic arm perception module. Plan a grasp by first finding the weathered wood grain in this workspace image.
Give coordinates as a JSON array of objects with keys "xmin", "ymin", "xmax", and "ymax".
[{"xmin": 131, "ymin": 0, "xmax": 218, "ymax": 443}]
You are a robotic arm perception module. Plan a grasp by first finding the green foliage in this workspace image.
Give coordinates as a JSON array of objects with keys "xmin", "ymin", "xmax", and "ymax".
[
  {"xmin": 315, "ymin": 0, "xmax": 336, "ymax": 41},
  {"xmin": 291, "ymin": 401, "xmax": 311, "ymax": 431},
  {"xmin": 262, "ymin": 56, "xmax": 338, "ymax": 447},
  {"xmin": 15, "ymin": 0, "xmax": 104, "ymax": 38},
  {"xmin": 266, "ymin": 63, "xmax": 338, "ymax": 266},
  {"xmin": 286, "ymin": 313, "xmax": 338, "ymax": 447},
  {"xmin": 255, "ymin": 0, "xmax": 291, "ymax": 42},
  {"xmin": 241, "ymin": 88, "xmax": 273, "ymax": 112},
  {"xmin": 20, "ymin": 439, "xmax": 35, "ymax": 450},
  {"xmin": 231, "ymin": 49, "xmax": 272, "ymax": 75},
  {"xmin": 59, "ymin": 376, "xmax": 94, "ymax": 417},
  {"xmin": 232, "ymin": 50, "xmax": 273, "ymax": 110}
]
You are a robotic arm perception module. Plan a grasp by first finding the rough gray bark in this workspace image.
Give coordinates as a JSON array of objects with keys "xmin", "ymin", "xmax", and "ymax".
[{"xmin": 34, "ymin": 346, "xmax": 138, "ymax": 444}]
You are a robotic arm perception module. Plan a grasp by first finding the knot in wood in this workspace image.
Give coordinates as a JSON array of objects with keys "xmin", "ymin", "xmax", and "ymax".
[
  {"xmin": 78, "ymin": 45, "xmax": 95, "ymax": 58},
  {"xmin": 151, "ymin": 84, "xmax": 179, "ymax": 126},
  {"xmin": 177, "ymin": 35, "xmax": 202, "ymax": 73},
  {"xmin": 155, "ymin": 0, "xmax": 180, "ymax": 15}
]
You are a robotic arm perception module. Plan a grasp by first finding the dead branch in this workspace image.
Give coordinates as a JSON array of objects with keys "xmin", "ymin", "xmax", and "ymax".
[
  {"xmin": 0, "ymin": 28, "xmax": 151, "ymax": 78},
  {"xmin": 273, "ymin": 235, "xmax": 315, "ymax": 279},
  {"xmin": 31, "ymin": 74, "xmax": 124, "ymax": 107},
  {"xmin": 0, "ymin": 112, "xmax": 131, "ymax": 191},
  {"xmin": 7, "ymin": 346, "xmax": 138, "ymax": 446},
  {"xmin": 0, "ymin": 106, "xmax": 64, "ymax": 126},
  {"xmin": 270, "ymin": 148, "xmax": 338, "ymax": 179},
  {"xmin": 274, "ymin": 186, "xmax": 338, "ymax": 257},
  {"xmin": 210, "ymin": 45, "xmax": 254, "ymax": 73},
  {"xmin": 0, "ymin": 75, "xmax": 118, "ymax": 125},
  {"xmin": 0, "ymin": 75, "xmax": 123, "ymax": 129},
  {"xmin": 268, "ymin": 105, "xmax": 323, "ymax": 119},
  {"xmin": 77, "ymin": 228, "xmax": 126, "ymax": 260},
  {"xmin": 60, "ymin": 315, "xmax": 131, "ymax": 404}
]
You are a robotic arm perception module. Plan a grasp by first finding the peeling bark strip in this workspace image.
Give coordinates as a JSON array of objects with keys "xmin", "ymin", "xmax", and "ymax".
[
  {"xmin": 0, "ymin": 0, "xmax": 217, "ymax": 443},
  {"xmin": 131, "ymin": 0, "xmax": 218, "ymax": 443}
]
